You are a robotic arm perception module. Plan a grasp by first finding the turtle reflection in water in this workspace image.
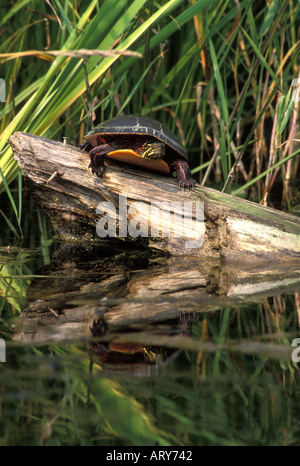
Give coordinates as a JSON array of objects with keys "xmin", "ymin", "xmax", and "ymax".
[{"xmin": 89, "ymin": 316, "xmax": 194, "ymax": 376}]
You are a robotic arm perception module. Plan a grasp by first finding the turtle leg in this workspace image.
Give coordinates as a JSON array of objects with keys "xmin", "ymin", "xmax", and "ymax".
[
  {"xmin": 78, "ymin": 141, "xmax": 92, "ymax": 151},
  {"xmin": 168, "ymin": 159, "xmax": 196, "ymax": 189},
  {"xmin": 89, "ymin": 144, "xmax": 111, "ymax": 177}
]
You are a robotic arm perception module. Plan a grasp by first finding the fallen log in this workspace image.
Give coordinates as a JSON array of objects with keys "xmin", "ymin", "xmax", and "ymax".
[{"xmin": 9, "ymin": 131, "xmax": 300, "ymax": 261}]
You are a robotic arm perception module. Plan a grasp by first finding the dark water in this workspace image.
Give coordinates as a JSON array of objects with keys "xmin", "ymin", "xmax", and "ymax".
[{"xmin": 1, "ymin": 223, "xmax": 300, "ymax": 446}]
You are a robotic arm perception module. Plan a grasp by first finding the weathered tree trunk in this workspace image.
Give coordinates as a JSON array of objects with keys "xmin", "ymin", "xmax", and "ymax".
[{"xmin": 9, "ymin": 131, "xmax": 300, "ymax": 261}]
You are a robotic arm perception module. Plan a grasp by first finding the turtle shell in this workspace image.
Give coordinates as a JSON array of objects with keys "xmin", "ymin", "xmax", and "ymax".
[{"xmin": 85, "ymin": 115, "xmax": 187, "ymax": 160}]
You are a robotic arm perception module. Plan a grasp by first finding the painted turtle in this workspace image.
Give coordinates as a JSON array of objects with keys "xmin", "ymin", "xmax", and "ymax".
[{"xmin": 82, "ymin": 115, "xmax": 196, "ymax": 189}]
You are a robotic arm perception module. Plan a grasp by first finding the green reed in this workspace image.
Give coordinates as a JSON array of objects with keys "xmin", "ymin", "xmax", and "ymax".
[{"xmin": 0, "ymin": 0, "xmax": 299, "ymax": 235}]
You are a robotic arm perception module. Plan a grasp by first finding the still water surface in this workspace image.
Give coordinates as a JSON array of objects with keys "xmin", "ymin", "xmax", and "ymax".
[{"xmin": 1, "ymin": 232, "xmax": 300, "ymax": 446}]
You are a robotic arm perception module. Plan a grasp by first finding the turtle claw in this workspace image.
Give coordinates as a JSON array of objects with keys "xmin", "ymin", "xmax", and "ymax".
[
  {"xmin": 179, "ymin": 178, "xmax": 196, "ymax": 190},
  {"xmin": 96, "ymin": 166, "xmax": 105, "ymax": 177},
  {"xmin": 89, "ymin": 163, "xmax": 104, "ymax": 178}
]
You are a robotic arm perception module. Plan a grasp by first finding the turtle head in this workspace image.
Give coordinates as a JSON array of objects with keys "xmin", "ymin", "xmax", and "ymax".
[{"xmin": 142, "ymin": 141, "xmax": 165, "ymax": 160}]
